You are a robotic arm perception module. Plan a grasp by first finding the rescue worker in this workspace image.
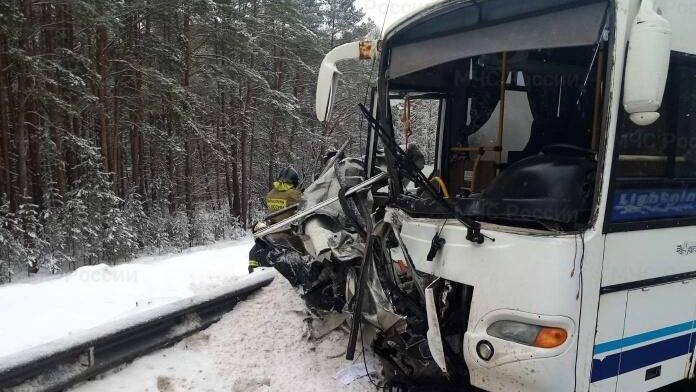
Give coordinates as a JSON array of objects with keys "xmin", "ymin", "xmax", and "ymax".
[
  {"xmin": 248, "ymin": 167, "xmax": 302, "ymax": 273},
  {"xmin": 265, "ymin": 167, "xmax": 302, "ymax": 223}
]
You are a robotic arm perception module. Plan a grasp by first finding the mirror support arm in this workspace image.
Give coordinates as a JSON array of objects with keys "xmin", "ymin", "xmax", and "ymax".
[{"xmin": 315, "ymin": 41, "xmax": 378, "ymax": 122}]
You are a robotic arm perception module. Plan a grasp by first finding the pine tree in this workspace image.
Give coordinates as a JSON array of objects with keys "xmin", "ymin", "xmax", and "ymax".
[{"xmin": 0, "ymin": 0, "xmax": 377, "ymax": 279}]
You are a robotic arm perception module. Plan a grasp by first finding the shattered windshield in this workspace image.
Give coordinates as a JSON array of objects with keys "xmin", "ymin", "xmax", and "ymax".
[
  {"xmin": 384, "ymin": 50, "xmax": 606, "ymax": 232},
  {"xmin": 379, "ymin": 1, "xmax": 609, "ymax": 233}
]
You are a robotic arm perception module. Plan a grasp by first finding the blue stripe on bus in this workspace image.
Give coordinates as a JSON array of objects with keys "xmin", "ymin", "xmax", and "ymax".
[
  {"xmin": 590, "ymin": 331, "xmax": 696, "ymax": 383},
  {"xmin": 593, "ymin": 321, "xmax": 696, "ymax": 355}
]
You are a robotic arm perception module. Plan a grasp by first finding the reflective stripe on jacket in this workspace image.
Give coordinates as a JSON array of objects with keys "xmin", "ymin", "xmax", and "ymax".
[{"xmin": 265, "ymin": 182, "xmax": 302, "ymax": 223}]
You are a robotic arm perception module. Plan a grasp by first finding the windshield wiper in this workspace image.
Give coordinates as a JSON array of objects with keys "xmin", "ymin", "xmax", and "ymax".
[{"xmin": 358, "ymin": 103, "xmax": 493, "ymax": 244}]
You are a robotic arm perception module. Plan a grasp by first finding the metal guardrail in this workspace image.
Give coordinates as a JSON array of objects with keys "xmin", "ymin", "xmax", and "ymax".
[{"xmin": 0, "ymin": 270, "xmax": 275, "ymax": 392}]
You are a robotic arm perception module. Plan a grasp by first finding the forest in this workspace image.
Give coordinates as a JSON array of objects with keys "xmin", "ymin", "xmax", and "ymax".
[{"xmin": 0, "ymin": 0, "xmax": 376, "ymax": 281}]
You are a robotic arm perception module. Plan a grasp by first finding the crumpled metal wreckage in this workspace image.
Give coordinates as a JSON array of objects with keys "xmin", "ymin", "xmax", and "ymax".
[
  {"xmin": 258, "ymin": 158, "xmax": 399, "ymax": 321},
  {"xmin": 256, "ymin": 156, "xmax": 463, "ymax": 390}
]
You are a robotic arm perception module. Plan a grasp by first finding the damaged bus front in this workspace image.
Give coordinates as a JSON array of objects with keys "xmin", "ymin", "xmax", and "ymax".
[{"xmin": 299, "ymin": 0, "xmax": 696, "ymax": 391}]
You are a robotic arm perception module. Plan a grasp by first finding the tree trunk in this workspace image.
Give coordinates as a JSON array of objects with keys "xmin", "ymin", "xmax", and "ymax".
[
  {"xmin": 130, "ymin": 71, "xmax": 145, "ymax": 198},
  {"xmin": 223, "ymin": 161, "xmax": 234, "ymax": 215},
  {"xmin": 231, "ymin": 157, "xmax": 241, "ymax": 219},
  {"xmin": 16, "ymin": 0, "xmax": 32, "ymax": 206},
  {"xmin": 112, "ymin": 67, "xmax": 122, "ymax": 197},
  {"xmin": 248, "ymin": 126, "xmax": 255, "ymax": 216},
  {"xmin": 27, "ymin": 113, "xmax": 42, "ymax": 207},
  {"xmin": 62, "ymin": 3, "xmax": 77, "ymax": 194},
  {"xmin": 184, "ymin": 139, "xmax": 194, "ymax": 243},
  {"xmin": 240, "ymin": 0, "xmax": 259, "ymax": 229},
  {"xmin": 0, "ymin": 34, "xmax": 14, "ymax": 209},
  {"xmin": 215, "ymin": 91, "xmax": 223, "ymax": 212},
  {"xmin": 241, "ymin": 78, "xmax": 253, "ymax": 228},
  {"xmin": 198, "ymin": 141, "xmax": 214, "ymax": 208},
  {"xmin": 182, "ymin": 13, "xmax": 194, "ymax": 242},
  {"xmin": 95, "ymin": 22, "xmax": 110, "ymax": 176},
  {"xmin": 46, "ymin": 4, "xmax": 64, "ymax": 198},
  {"xmin": 228, "ymin": 93, "xmax": 242, "ymax": 219},
  {"xmin": 167, "ymin": 113, "xmax": 176, "ymax": 214}
]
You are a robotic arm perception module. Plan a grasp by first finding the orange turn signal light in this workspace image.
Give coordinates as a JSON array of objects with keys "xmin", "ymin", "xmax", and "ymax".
[{"xmin": 534, "ymin": 327, "xmax": 568, "ymax": 348}]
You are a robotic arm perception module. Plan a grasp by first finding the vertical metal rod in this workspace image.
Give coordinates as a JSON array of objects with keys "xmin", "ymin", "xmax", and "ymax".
[
  {"xmin": 345, "ymin": 193, "xmax": 375, "ymax": 361},
  {"xmin": 345, "ymin": 234, "xmax": 374, "ymax": 361},
  {"xmin": 497, "ymin": 52, "xmax": 508, "ymax": 166},
  {"xmin": 591, "ymin": 48, "xmax": 605, "ymax": 151}
]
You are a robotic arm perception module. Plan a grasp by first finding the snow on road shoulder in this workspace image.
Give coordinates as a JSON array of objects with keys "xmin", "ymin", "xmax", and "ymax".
[
  {"xmin": 0, "ymin": 239, "xmax": 253, "ymax": 358},
  {"xmin": 72, "ymin": 277, "xmax": 376, "ymax": 392}
]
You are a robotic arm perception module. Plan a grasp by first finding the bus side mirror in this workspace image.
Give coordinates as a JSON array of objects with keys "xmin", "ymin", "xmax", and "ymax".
[
  {"xmin": 316, "ymin": 41, "xmax": 378, "ymax": 122},
  {"xmin": 623, "ymin": 0, "xmax": 672, "ymax": 126}
]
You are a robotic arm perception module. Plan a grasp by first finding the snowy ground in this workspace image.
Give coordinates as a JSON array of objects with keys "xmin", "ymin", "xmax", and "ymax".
[
  {"xmin": 0, "ymin": 240, "xmax": 252, "ymax": 358},
  {"xmin": 1, "ymin": 239, "xmax": 378, "ymax": 392},
  {"xmin": 72, "ymin": 277, "xmax": 377, "ymax": 392}
]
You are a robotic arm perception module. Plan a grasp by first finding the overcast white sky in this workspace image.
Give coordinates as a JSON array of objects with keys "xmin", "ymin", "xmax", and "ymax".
[{"xmin": 355, "ymin": 0, "xmax": 440, "ymax": 30}]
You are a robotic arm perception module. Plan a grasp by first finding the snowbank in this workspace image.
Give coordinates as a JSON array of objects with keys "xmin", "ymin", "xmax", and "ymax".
[
  {"xmin": 72, "ymin": 277, "xmax": 378, "ymax": 392},
  {"xmin": 0, "ymin": 240, "xmax": 253, "ymax": 358}
]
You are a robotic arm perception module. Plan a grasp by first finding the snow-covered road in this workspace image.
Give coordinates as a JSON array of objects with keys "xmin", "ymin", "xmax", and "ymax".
[
  {"xmin": 1, "ymin": 239, "xmax": 378, "ymax": 392},
  {"xmin": 0, "ymin": 240, "xmax": 253, "ymax": 358},
  {"xmin": 72, "ymin": 277, "xmax": 376, "ymax": 392}
]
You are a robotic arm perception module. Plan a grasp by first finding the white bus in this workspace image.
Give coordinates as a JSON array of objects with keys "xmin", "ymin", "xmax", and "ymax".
[{"xmin": 315, "ymin": 0, "xmax": 696, "ymax": 391}]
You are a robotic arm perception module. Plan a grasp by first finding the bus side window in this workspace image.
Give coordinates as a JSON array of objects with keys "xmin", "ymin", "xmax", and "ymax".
[
  {"xmin": 609, "ymin": 52, "xmax": 696, "ymax": 226},
  {"xmin": 614, "ymin": 103, "xmax": 672, "ymax": 178},
  {"xmin": 673, "ymin": 61, "xmax": 696, "ymax": 178}
]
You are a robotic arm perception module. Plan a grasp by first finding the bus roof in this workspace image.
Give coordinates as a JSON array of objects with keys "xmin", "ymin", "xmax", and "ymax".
[
  {"xmin": 381, "ymin": 1, "xmax": 620, "ymax": 43},
  {"xmin": 382, "ymin": 0, "xmax": 455, "ymax": 39}
]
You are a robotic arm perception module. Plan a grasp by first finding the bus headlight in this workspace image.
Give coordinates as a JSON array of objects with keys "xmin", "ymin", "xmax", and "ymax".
[{"xmin": 487, "ymin": 321, "xmax": 567, "ymax": 349}]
